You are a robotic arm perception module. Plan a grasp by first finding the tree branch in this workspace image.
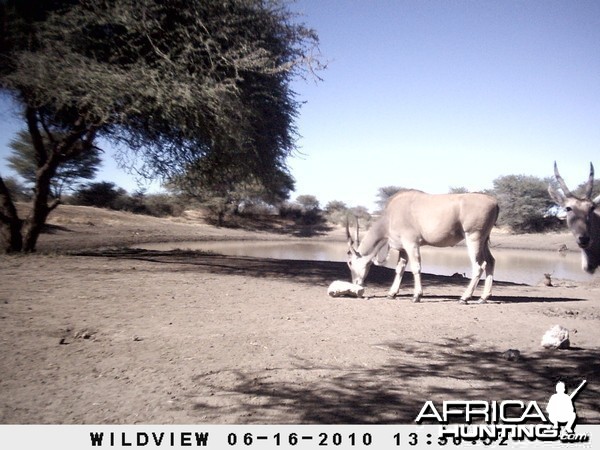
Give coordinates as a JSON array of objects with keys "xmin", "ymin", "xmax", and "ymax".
[
  {"xmin": 39, "ymin": 113, "xmax": 57, "ymax": 146},
  {"xmin": 48, "ymin": 197, "xmax": 61, "ymax": 213},
  {"xmin": 25, "ymin": 106, "xmax": 48, "ymax": 167}
]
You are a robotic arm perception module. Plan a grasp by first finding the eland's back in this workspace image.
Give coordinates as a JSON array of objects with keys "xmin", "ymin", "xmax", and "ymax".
[{"xmin": 384, "ymin": 190, "xmax": 498, "ymax": 248}]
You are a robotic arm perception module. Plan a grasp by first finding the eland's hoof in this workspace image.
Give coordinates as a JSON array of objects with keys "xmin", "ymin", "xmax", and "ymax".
[
  {"xmin": 459, "ymin": 298, "xmax": 468, "ymax": 305},
  {"xmin": 477, "ymin": 298, "xmax": 488, "ymax": 304},
  {"xmin": 412, "ymin": 296, "xmax": 421, "ymax": 303}
]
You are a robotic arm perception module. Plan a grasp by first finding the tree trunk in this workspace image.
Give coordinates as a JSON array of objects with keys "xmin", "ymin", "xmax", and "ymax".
[
  {"xmin": 0, "ymin": 154, "xmax": 60, "ymax": 253},
  {"xmin": 0, "ymin": 176, "xmax": 23, "ymax": 253},
  {"xmin": 16, "ymin": 106, "xmax": 63, "ymax": 252},
  {"xmin": 1, "ymin": 107, "xmax": 93, "ymax": 252},
  {"xmin": 21, "ymin": 162, "xmax": 60, "ymax": 252}
]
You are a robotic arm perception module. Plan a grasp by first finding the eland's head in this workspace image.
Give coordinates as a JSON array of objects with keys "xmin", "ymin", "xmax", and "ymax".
[
  {"xmin": 346, "ymin": 219, "xmax": 372, "ymax": 286},
  {"xmin": 549, "ymin": 162, "xmax": 600, "ymax": 273}
]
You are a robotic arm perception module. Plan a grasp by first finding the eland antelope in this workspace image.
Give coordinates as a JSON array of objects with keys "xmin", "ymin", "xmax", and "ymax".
[
  {"xmin": 347, "ymin": 190, "xmax": 498, "ymax": 303},
  {"xmin": 548, "ymin": 162, "xmax": 600, "ymax": 274}
]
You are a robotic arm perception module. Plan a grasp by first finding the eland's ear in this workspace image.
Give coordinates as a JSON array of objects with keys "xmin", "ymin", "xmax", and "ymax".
[{"xmin": 548, "ymin": 184, "xmax": 566, "ymax": 206}]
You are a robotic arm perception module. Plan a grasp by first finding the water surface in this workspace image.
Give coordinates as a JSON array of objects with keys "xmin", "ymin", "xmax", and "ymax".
[{"xmin": 135, "ymin": 240, "xmax": 592, "ymax": 285}]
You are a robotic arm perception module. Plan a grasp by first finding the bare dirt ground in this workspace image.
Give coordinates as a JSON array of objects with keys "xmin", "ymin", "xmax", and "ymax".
[{"xmin": 1, "ymin": 205, "xmax": 598, "ymax": 424}]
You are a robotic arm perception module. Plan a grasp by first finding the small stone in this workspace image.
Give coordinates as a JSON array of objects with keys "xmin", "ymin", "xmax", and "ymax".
[
  {"xmin": 501, "ymin": 349, "xmax": 521, "ymax": 362},
  {"xmin": 541, "ymin": 324, "xmax": 570, "ymax": 349},
  {"xmin": 327, "ymin": 280, "xmax": 365, "ymax": 298}
]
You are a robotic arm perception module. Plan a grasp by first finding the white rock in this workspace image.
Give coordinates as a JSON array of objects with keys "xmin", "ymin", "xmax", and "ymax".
[
  {"xmin": 541, "ymin": 324, "xmax": 570, "ymax": 349},
  {"xmin": 327, "ymin": 280, "xmax": 365, "ymax": 298}
]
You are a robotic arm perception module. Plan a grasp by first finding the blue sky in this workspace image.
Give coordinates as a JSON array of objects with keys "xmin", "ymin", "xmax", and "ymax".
[{"xmin": 1, "ymin": 0, "xmax": 600, "ymax": 211}]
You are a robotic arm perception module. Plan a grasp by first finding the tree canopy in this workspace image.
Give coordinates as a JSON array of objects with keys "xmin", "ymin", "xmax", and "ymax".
[
  {"xmin": 0, "ymin": 0, "xmax": 322, "ymax": 252},
  {"xmin": 490, "ymin": 174, "xmax": 556, "ymax": 233}
]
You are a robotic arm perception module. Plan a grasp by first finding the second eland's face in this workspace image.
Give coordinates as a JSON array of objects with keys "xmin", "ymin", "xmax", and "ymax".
[
  {"xmin": 347, "ymin": 251, "xmax": 372, "ymax": 286},
  {"xmin": 549, "ymin": 162, "xmax": 600, "ymax": 274},
  {"xmin": 562, "ymin": 198, "xmax": 596, "ymax": 250}
]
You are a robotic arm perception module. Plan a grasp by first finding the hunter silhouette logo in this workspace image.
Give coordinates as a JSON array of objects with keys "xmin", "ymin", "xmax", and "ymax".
[
  {"xmin": 416, "ymin": 379, "xmax": 590, "ymax": 444},
  {"xmin": 546, "ymin": 380, "xmax": 586, "ymax": 434}
]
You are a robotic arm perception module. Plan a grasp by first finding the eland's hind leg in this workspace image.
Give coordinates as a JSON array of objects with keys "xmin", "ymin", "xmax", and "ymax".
[{"xmin": 460, "ymin": 233, "xmax": 486, "ymax": 304}]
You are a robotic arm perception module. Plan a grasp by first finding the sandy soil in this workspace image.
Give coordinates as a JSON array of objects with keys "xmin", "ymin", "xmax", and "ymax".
[{"xmin": 0, "ymin": 205, "xmax": 598, "ymax": 424}]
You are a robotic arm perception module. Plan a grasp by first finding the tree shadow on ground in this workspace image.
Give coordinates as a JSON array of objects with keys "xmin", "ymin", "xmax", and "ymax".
[
  {"xmin": 69, "ymin": 249, "xmax": 595, "ymax": 424},
  {"xmin": 71, "ymin": 249, "xmax": 586, "ymax": 303},
  {"xmin": 41, "ymin": 223, "xmax": 73, "ymax": 234},
  {"xmin": 187, "ymin": 337, "xmax": 599, "ymax": 424},
  {"xmin": 205, "ymin": 214, "xmax": 334, "ymax": 237}
]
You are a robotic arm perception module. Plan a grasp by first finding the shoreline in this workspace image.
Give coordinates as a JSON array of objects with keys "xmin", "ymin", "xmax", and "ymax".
[{"xmin": 31, "ymin": 204, "xmax": 582, "ymax": 255}]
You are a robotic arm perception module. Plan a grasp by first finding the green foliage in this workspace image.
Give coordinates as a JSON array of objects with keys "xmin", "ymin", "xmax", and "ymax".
[
  {"xmin": 0, "ymin": 0, "xmax": 322, "ymax": 251},
  {"xmin": 71, "ymin": 183, "xmax": 184, "ymax": 217},
  {"xmin": 72, "ymin": 182, "xmax": 125, "ymax": 209},
  {"xmin": 449, "ymin": 186, "xmax": 469, "ymax": 194},
  {"xmin": 278, "ymin": 195, "xmax": 323, "ymax": 226},
  {"xmin": 292, "ymin": 195, "xmax": 321, "ymax": 225},
  {"xmin": 7, "ymin": 130, "xmax": 101, "ymax": 197},
  {"xmin": 322, "ymin": 200, "xmax": 372, "ymax": 229},
  {"xmin": 574, "ymin": 179, "xmax": 600, "ymax": 200},
  {"xmin": 323, "ymin": 200, "xmax": 349, "ymax": 226},
  {"xmin": 129, "ymin": 193, "xmax": 185, "ymax": 217},
  {"xmin": 345, "ymin": 205, "xmax": 373, "ymax": 232},
  {"xmin": 1, "ymin": 176, "xmax": 31, "ymax": 201},
  {"xmin": 169, "ymin": 169, "xmax": 294, "ymax": 225},
  {"xmin": 295, "ymin": 195, "xmax": 320, "ymax": 212},
  {"xmin": 2, "ymin": 0, "xmax": 321, "ymax": 180},
  {"xmin": 492, "ymin": 174, "xmax": 557, "ymax": 233},
  {"xmin": 324, "ymin": 200, "xmax": 348, "ymax": 212}
]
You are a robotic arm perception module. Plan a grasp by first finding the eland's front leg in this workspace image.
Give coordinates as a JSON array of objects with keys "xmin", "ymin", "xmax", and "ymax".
[
  {"xmin": 406, "ymin": 245, "xmax": 423, "ymax": 302},
  {"xmin": 388, "ymin": 249, "xmax": 408, "ymax": 298}
]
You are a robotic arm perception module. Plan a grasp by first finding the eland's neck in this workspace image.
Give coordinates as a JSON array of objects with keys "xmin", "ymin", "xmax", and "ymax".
[
  {"xmin": 357, "ymin": 219, "xmax": 388, "ymax": 258},
  {"xmin": 583, "ymin": 211, "xmax": 600, "ymax": 273}
]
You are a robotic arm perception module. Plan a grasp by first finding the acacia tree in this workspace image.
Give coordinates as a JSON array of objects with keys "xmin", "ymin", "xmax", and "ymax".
[
  {"xmin": 7, "ymin": 129, "xmax": 102, "ymax": 198},
  {"xmin": 169, "ymin": 154, "xmax": 294, "ymax": 226},
  {"xmin": 492, "ymin": 174, "xmax": 555, "ymax": 233},
  {"xmin": 0, "ymin": 0, "xmax": 322, "ymax": 252}
]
